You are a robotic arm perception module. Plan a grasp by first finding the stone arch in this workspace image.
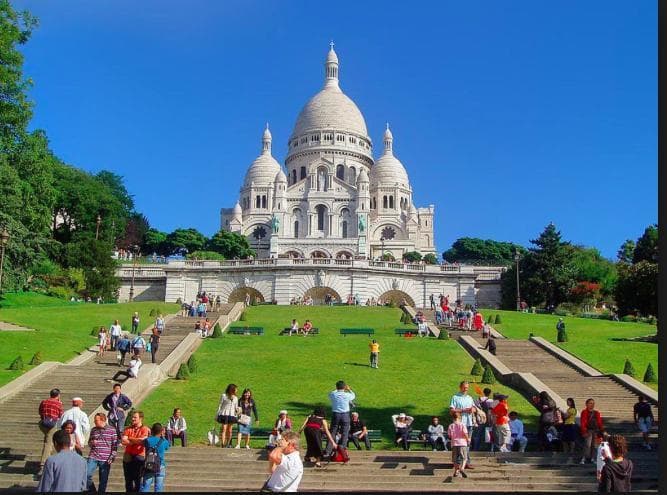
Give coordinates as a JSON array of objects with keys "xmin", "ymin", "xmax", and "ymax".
[
  {"xmin": 378, "ymin": 290, "xmax": 415, "ymax": 307},
  {"xmin": 228, "ymin": 287, "xmax": 266, "ymax": 304},
  {"xmin": 335, "ymin": 250, "xmax": 353, "ymax": 259},
  {"xmin": 283, "ymin": 250, "xmax": 303, "ymax": 258},
  {"xmin": 309, "ymin": 249, "xmax": 331, "ymax": 259},
  {"xmin": 303, "ymin": 286, "xmax": 342, "ymax": 305}
]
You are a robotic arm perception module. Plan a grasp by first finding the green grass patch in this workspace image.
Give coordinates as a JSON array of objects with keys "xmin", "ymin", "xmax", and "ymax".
[
  {"xmin": 0, "ymin": 292, "xmax": 178, "ymax": 386},
  {"xmin": 486, "ymin": 309, "xmax": 659, "ymax": 390},
  {"xmin": 139, "ymin": 306, "xmax": 538, "ymax": 447}
]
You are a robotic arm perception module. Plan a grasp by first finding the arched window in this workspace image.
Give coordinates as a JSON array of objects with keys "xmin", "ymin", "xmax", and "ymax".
[
  {"xmin": 291, "ymin": 170, "xmax": 297, "ymax": 184},
  {"xmin": 316, "ymin": 205, "xmax": 326, "ymax": 231},
  {"xmin": 256, "ymin": 196, "xmax": 261, "ymax": 208},
  {"xmin": 342, "ymin": 220, "xmax": 348, "ymax": 238},
  {"xmin": 383, "ymin": 196, "xmax": 388, "ymax": 208},
  {"xmin": 389, "ymin": 196, "xmax": 394, "ymax": 209},
  {"xmin": 300, "ymin": 166, "xmax": 306, "ymax": 180},
  {"xmin": 294, "ymin": 221, "xmax": 299, "ymax": 238},
  {"xmin": 336, "ymin": 164, "xmax": 345, "ymax": 180},
  {"xmin": 262, "ymin": 195, "xmax": 267, "ymax": 208},
  {"xmin": 349, "ymin": 166, "xmax": 356, "ymax": 183}
]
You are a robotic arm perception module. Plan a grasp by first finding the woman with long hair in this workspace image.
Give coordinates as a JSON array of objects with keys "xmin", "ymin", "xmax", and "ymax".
[
  {"xmin": 216, "ymin": 384, "xmax": 239, "ymax": 448},
  {"xmin": 561, "ymin": 397, "xmax": 578, "ymax": 453},
  {"xmin": 298, "ymin": 407, "xmax": 336, "ymax": 467},
  {"xmin": 235, "ymin": 388, "xmax": 259, "ymax": 449},
  {"xmin": 533, "ymin": 391, "xmax": 556, "ymax": 451}
]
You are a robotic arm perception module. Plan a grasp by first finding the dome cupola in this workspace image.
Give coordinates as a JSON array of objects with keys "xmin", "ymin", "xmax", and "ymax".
[
  {"xmin": 244, "ymin": 124, "xmax": 281, "ymax": 188},
  {"xmin": 370, "ymin": 124, "xmax": 410, "ymax": 188}
]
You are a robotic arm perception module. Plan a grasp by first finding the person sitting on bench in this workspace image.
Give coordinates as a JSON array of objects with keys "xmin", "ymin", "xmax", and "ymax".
[
  {"xmin": 392, "ymin": 413, "xmax": 413, "ymax": 450},
  {"xmin": 289, "ymin": 319, "xmax": 299, "ymax": 336},
  {"xmin": 426, "ymin": 416, "xmax": 447, "ymax": 451},
  {"xmin": 302, "ymin": 320, "xmax": 313, "ymax": 337}
]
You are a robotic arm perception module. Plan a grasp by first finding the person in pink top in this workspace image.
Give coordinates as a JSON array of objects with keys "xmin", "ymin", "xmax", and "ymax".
[{"xmin": 447, "ymin": 411, "xmax": 469, "ymax": 479}]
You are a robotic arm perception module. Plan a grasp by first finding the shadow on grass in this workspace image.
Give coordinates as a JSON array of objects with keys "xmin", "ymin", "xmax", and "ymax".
[{"xmin": 343, "ymin": 362, "xmax": 370, "ymax": 367}]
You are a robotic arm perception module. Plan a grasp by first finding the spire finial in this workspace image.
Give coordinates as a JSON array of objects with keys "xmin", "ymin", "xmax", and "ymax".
[
  {"xmin": 383, "ymin": 123, "xmax": 393, "ymax": 153},
  {"xmin": 324, "ymin": 41, "xmax": 340, "ymax": 88},
  {"xmin": 386, "ymin": 122, "xmax": 389, "ymax": 130},
  {"xmin": 266, "ymin": 122, "xmax": 269, "ymax": 130},
  {"xmin": 262, "ymin": 123, "xmax": 272, "ymax": 154},
  {"xmin": 330, "ymin": 40, "xmax": 335, "ymax": 50}
]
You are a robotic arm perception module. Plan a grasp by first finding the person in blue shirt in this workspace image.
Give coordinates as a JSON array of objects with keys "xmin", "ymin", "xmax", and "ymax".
[
  {"xmin": 140, "ymin": 423, "xmax": 170, "ymax": 492},
  {"xmin": 325, "ymin": 380, "xmax": 355, "ymax": 456}
]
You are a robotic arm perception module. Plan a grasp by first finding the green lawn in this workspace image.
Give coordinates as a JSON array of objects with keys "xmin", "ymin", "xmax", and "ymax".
[
  {"xmin": 139, "ymin": 306, "xmax": 539, "ymax": 448},
  {"xmin": 0, "ymin": 292, "xmax": 178, "ymax": 386},
  {"xmin": 480, "ymin": 309, "xmax": 659, "ymax": 389}
]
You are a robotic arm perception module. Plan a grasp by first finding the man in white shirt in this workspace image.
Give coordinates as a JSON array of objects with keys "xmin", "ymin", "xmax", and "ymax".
[
  {"xmin": 508, "ymin": 411, "xmax": 527, "ymax": 452},
  {"xmin": 58, "ymin": 398, "xmax": 90, "ymax": 448},
  {"xmin": 109, "ymin": 320, "xmax": 122, "ymax": 350},
  {"xmin": 417, "ymin": 321, "xmax": 429, "ymax": 337},
  {"xmin": 265, "ymin": 431, "xmax": 303, "ymax": 492}
]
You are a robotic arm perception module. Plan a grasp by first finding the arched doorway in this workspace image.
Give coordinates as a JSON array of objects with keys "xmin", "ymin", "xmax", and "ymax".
[
  {"xmin": 303, "ymin": 287, "xmax": 342, "ymax": 305},
  {"xmin": 284, "ymin": 250, "xmax": 302, "ymax": 259},
  {"xmin": 310, "ymin": 250, "xmax": 329, "ymax": 259},
  {"xmin": 228, "ymin": 287, "xmax": 266, "ymax": 305},
  {"xmin": 378, "ymin": 290, "xmax": 415, "ymax": 307},
  {"xmin": 335, "ymin": 251, "xmax": 353, "ymax": 259}
]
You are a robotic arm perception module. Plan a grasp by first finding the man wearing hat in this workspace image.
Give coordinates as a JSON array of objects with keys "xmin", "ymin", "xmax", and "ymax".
[
  {"xmin": 326, "ymin": 380, "xmax": 356, "ymax": 456},
  {"xmin": 59, "ymin": 397, "xmax": 91, "ymax": 449}
]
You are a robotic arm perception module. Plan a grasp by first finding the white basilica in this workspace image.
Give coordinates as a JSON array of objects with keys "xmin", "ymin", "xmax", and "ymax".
[{"xmin": 221, "ymin": 44, "xmax": 436, "ymax": 260}]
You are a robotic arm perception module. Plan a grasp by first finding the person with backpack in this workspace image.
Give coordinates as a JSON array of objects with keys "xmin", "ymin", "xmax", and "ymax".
[
  {"xmin": 140, "ymin": 423, "xmax": 170, "ymax": 492},
  {"xmin": 117, "ymin": 334, "xmax": 131, "ymax": 366},
  {"xmin": 121, "ymin": 411, "xmax": 151, "ymax": 492},
  {"xmin": 132, "ymin": 334, "xmax": 147, "ymax": 357},
  {"xmin": 38, "ymin": 388, "xmax": 64, "ymax": 475}
]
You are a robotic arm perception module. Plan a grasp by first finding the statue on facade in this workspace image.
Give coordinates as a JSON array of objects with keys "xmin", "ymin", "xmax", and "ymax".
[
  {"xmin": 358, "ymin": 214, "xmax": 366, "ymax": 233},
  {"xmin": 316, "ymin": 269, "xmax": 326, "ymax": 287},
  {"xmin": 271, "ymin": 214, "xmax": 280, "ymax": 234},
  {"xmin": 317, "ymin": 169, "xmax": 326, "ymax": 191}
]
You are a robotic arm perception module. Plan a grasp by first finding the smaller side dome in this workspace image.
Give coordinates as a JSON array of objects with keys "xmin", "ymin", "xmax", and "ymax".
[
  {"xmin": 275, "ymin": 169, "xmax": 287, "ymax": 183},
  {"xmin": 370, "ymin": 124, "xmax": 410, "ymax": 188},
  {"xmin": 243, "ymin": 125, "xmax": 281, "ymax": 188},
  {"xmin": 357, "ymin": 167, "xmax": 369, "ymax": 184}
]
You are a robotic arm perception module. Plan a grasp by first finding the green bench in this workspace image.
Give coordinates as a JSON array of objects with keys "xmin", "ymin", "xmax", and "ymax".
[
  {"xmin": 280, "ymin": 327, "xmax": 320, "ymax": 335},
  {"xmin": 227, "ymin": 326, "xmax": 264, "ymax": 335},
  {"xmin": 394, "ymin": 328, "xmax": 417, "ymax": 336},
  {"xmin": 340, "ymin": 328, "xmax": 374, "ymax": 336}
]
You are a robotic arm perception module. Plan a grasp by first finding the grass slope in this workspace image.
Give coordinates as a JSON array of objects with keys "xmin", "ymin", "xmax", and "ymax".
[
  {"xmin": 0, "ymin": 293, "xmax": 178, "ymax": 386},
  {"xmin": 139, "ymin": 306, "xmax": 538, "ymax": 448},
  {"xmin": 481, "ymin": 309, "xmax": 659, "ymax": 389}
]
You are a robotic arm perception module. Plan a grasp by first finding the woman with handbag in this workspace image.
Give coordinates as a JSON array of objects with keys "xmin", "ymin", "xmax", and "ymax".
[
  {"xmin": 216, "ymin": 384, "xmax": 239, "ymax": 448},
  {"xmin": 298, "ymin": 407, "xmax": 336, "ymax": 468},
  {"xmin": 533, "ymin": 391, "xmax": 556, "ymax": 451},
  {"xmin": 235, "ymin": 388, "xmax": 259, "ymax": 449}
]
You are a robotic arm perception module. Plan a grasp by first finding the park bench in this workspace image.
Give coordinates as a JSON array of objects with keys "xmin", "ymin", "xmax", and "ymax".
[
  {"xmin": 322, "ymin": 429, "xmax": 383, "ymax": 450},
  {"xmin": 280, "ymin": 327, "xmax": 320, "ymax": 335},
  {"xmin": 340, "ymin": 328, "xmax": 374, "ymax": 336},
  {"xmin": 405, "ymin": 429, "xmax": 449, "ymax": 450},
  {"xmin": 227, "ymin": 326, "xmax": 264, "ymax": 335},
  {"xmin": 394, "ymin": 328, "xmax": 417, "ymax": 336}
]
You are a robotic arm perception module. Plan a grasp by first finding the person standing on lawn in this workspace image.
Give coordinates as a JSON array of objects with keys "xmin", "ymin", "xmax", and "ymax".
[
  {"xmin": 38, "ymin": 388, "xmax": 64, "ymax": 475},
  {"xmin": 449, "ymin": 381, "xmax": 477, "ymax": 469},
  {"xmin": 131, "ymin": 312, "xmax": 140, "ymax": 334},
  {"xmin": 325, "ymin": 380, "xmax": 356, "ymax": 456},
  {"xmin": 86, "ymin": 412, "xmax": 118, "ymax": 494},
  {"xmin": 369, "ymin": 339, "xmax": 380, "ymax": 369}
]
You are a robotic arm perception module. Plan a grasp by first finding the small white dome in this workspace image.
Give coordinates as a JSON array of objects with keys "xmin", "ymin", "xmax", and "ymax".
[
  {"xmin": 243, "ymin": 127, "xmax": 281, "ymax": 188},
  {"xmin": 233, "ymin": 201, "xmax": 242, "ymax": 215},
  {"xmin": 357, "ymin": 167, "xmax": 369, "ymax": 183},
  {"xmin": 370, "ymin": 125, "xmax": 410, "ymax": 188},
  {"xmin": 275, "ymin": 169, "xmax": 287, "ymax": 183}
]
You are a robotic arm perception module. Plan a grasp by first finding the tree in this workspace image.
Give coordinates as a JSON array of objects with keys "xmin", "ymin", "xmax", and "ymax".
[
  {"xmin": 423, "ymin": 253, "xmax": 438, "ymax": 265},
  {"xmin": 187, "ymin": 250, "xmax": 225, "ymax": 261},
  {"xmin": 614, "ymin": 261, "xmax": 658, "ymax": 317},
  {"xmin": 616, "ymin": 239, "xmax": 635, "ymax": 264},
  {"xmin": 142, "ymin": 228, "xmax": 168, "ymax": 256},
  {"xmin": 207, "ymin": 230, "xmax": 255, "ymax": 259},
  {"xmin": 164, "ymin": 228, "xmax": 207, "ymax": 255},
  {"xmin": 568, "ymin": 245, "xmax": 617, "ymax": 298},
  {"xmin": 443, "ymin": 237, "xmax": 527, "ymax": 265},
  {"xmin": 403, "ymin": 251, "xmax": 422, "ymax": 263},
  {"xmin": 633, "ymin": 224, "xmax": 658, "ymax": 264},
  {"xmin": 118, "ymin": 213, "xmax": 149, "ymax": 250}
]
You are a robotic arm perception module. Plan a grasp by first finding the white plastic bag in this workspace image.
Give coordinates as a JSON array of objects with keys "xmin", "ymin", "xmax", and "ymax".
[
  {"xmin": 207, "ymin": 427, "xmax": 219, "ymax": 446},
  {"xmin": 484, "ymin": 426, "xmax": 492, "ymax": 443}
]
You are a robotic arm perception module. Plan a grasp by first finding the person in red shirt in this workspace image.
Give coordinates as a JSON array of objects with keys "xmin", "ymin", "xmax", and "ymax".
[
  {"xmin": 473, "ymin": 312, "xmax": 484, "ymax": 331},
  {"xmin": 580, "ymin": 398, "xmax": 604, "ymax": 463},
  {"xmin": 492, "ymin": 394, "xmax": 511, "ymax": 452},
  {"xmin": 38, "ymin": 388, "xmax": 64, "ymax": 473},
  {"xmin": 121, "ymin": 410, "xmax": 151, "ymax": 492},
  {"xmin": 302, "ymin": 320, "xmax": 313, "ymax": 337}
]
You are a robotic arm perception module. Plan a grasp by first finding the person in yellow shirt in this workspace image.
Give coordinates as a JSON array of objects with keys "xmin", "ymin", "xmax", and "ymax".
[{"xmin": 369, "ymin": 340, "xmax": 380, "ymax": 369}]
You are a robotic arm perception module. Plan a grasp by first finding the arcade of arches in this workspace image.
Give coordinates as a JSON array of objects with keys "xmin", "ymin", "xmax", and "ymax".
[
  {"xmin": 228, "ymin": 287, "xmax": 265, "ymax": 305},
  {"xmin": 378, "ymin": 290, "xmax": 415, "ymax": 307},
  {"xmin": 303, "ymin": 287, "xmax": 342, "ymax": 305}
]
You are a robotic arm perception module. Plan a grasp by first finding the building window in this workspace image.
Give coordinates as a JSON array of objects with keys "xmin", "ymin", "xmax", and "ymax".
[
  {"xmin": 337, "ymin": 134, "xmax": 345, "ymax": 142},
  {"xmin": 381, "ymin": 226, "xmax": 396, "ymax": 240},
  {"xmin": 262, "ymin": 195, "xmax": 267, "ymax": 208},
  {"xmin": 316, "ymin": 205, "xmax": 326, "ymax": 231},
  {"xmin": 349, "ymin": 136, "xmax": 356, "ymax": 144},
  {"xmin": 300, "ymin": 166, "xmax": 306, "ymax": 179},
  {"xmin": 294, "ymin": 220, "xmax": 299, "ymax": 238},
  {"xmin": 336, "ymin": 164, "xmax": 345, "ymax": 180},
  {"xmin": 383, "ymin": 196, "xmax": 388, "ymax": 209},
  {"xmin": 291, "ymin": 170, "xmax": 297, "ymax": 184},
  {"xmin": 349, "ymin": 166, "xmax": 356, "ymax": 183},
  {"xmin": 342, "ymin": 220, "xmax": 348, "ymax": 238},
  {"xmin": 301, "ymin": 137, "xmax": 307, "ymax": 144},
  {"xmin": 389, "ymin": 196, "xmax": 394, "ymax": 209},
  {"xmin": 256, "ymin": 196, "xmax": 261, "ymax": 209}
]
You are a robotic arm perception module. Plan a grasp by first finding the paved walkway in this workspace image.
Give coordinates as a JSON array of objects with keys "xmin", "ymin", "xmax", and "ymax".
[{"xmin": 0, "ymin": 321, "xmax": 34, "ymax": 331}]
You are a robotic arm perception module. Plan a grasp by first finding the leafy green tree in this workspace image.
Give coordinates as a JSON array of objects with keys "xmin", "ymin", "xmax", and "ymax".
[
  {"xmin": 187, "ymin": 250, "xmax": 225, "ymax": 261},
  {"xmin": 423, "ymin": 253, "xmax": 438, "ymax": 265},
  {"xmin": 568, "ymin": 245, "xmax": 617, "ymax": 298},
  {"xmin": 443, "ymin": 237, "xmax": 527, "ymax": 265},
  {"xmin": 402, "ymin": 251, "xmax": 422, "ymax": 263},
  {"xmin": 614, "ymin": 261, "xmax": 657, "ymax": 317},
  {"xmin": 165, "ymin": 228, "xmax": 207, "ymax": 255},
  {"xmin": 207, "ymin": 230, "xmax": 255, "ymax": 259},
  {"xmin": 633, "ymin": 224, "xmax": 658, "ymax": 264},
  {"xmin": 142, "ymin": 228, "xmax": 168, "ymax": 256},
  {"xmin": 616, "ymin": 239, "xmax": 635, "ymax": 264}
]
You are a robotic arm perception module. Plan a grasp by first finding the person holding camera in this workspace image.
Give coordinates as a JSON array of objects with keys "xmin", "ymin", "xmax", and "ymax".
[
  {"xmin": 264, "ymin": 431, "xmax": 303, "ymax": 492},
  {"xmin": 325, "ymin": 380, "xmax": 355, "ymax": 457}
]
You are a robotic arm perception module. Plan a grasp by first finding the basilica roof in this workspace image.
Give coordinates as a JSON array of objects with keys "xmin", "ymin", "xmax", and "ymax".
[
  {"xmin": 244, "ymin": 124, "xmax": 282, "ymax": 188},
  {"xmin": 370, "ymin": 125, "xmax": 410, "ymax": 188},
  {"xmin": 290, "ymin": 45, "xmax": 369, "ymax": 139}
]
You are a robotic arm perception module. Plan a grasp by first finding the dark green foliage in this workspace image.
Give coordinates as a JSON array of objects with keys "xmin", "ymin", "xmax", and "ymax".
[
  {"xmin": 615, "ymin": 261, "xmax": 658, "ymax": 318},
  {"xmin": 142, "ymin": 228, "xmax": 169, "ymax": 256},
  {"xmin": 617, "ymin": 239, "xmax": 635, "ymax": 264},
  {"xmin": 494, "ymin": 315, "xmax": 502, "ymax": 324},
  {"xmin": 8, "ymin": 356, "xmax": 24, "ymax": 370},
  {"xmin": 437, "ymin": 330, "xmax": 449, "ymax": 340},
  {"xmin": 239, "ymin": 311, "xmax": 247, "ymax": 321},
  {"xmin": 470, "ymin": 358, "xmax": 484, "ymax": 376},
  {"xmin": 423, "ymin": 253, "xmax": 438, "ymax": 265},
  {"xmin": 187, "ymin": 354, "xmax": 198, "ymax": 373},
  {"xmin": 481, "ymin": 365, "xmax": 496, "ymax": 384},
  {"xmin": 187, "ymin": 250, "xmax": 225, "ymax": 261},
  {"xmin": 29, "ymin": 351, "xmax": 42, "ymax": 365},
  {"xmin": 164, "ymin": 228, "xmax": 207, "ymax": 256},
  {"xmin": 149, "ymin": 308, "xmax": 157, "ymax": 317},
  {"xmin": 175, "ymin": 363, "xmax": 190, "ymax": 380},
  {"xmin": 622, "ymin": 359, "xmax": 636, "ymax": 377},
  {"xmin": 443, "ymin": 237, "xmax": 527, "ymax": 265},
  {"xmin": 403, "ymin": 251, "xmax": 422, "ymax": 263},
  {"xmin": 632, "ymin": 224, "xmax": 658, "ymax": 264},
  {"xmin": 557, "ymin": 327, "xmax": 568, "ymax": 343},
  {"xmin": 211, "ymin": 323, "xmax": 222, "ymax": 338},
  {"xmin": 206, "ymin": 230, "xmax": 255, "ymax": 260},
  {"xmin": 643, "ymin": 363, "xmax": 656, "ymax": 383}
]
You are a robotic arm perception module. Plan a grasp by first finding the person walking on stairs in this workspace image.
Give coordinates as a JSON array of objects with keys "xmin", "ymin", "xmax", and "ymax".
[
  {"xmin": 38, "ymin": 388, "xmax": 64, "ymax": 475},
  {"xmin": 598, "ymin": 434, "xmax": 633, "ymax": 493},
  {"xmin": 37, "ymin": 430, "xmax": 87, "ymax": 493},
  {"xmin": 121, "ymin": 411, "xmax": 151, "ymax": 492},
  {"xmin": 86, "ymin": 412, "xmax": 118, "ymax": 494},
  {"xmin": 59, "ymin": 397, "xmax": 90, "ymax": 451},
  {"xmin": 102, "ymin": 383, "xmax": 133, "ymax": 439},
  {"xmin": 633, "ymin": 395, "xmax": 654, "ymax": 450},
  {"xmin": 580, "ymin": 398, "xmax": 604, "ymax": 464}
]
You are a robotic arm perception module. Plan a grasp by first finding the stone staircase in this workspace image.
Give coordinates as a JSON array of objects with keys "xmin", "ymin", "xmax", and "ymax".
[
  {"xmin": 2, "ymin": 448, "xmax": 658, "ymax": 492},
  {"xmin": 0, "ymin": 307, "xmax": 233, "ymax": 490}
]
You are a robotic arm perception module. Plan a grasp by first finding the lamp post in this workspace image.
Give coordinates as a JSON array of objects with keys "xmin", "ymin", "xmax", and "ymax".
[
  {"xmin": 380, "ymin": 237, "xmax": 385, "ymax": 259},
  {"xmin": 0, "ymin": 227, "xmax": 10, "ymax": 295},
  {"xmin": 95, "ymin": 214, "xmax": 101, "ymax": 240},
  {"xmin": 514, "ymin": 250, "xmax": 521, "ymax": 312},
  {"xmin": 128, "ymin": 244, "xmax": 140, "ymax": 302}
]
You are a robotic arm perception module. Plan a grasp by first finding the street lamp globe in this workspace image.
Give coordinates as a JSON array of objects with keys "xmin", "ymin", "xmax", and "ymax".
[{"xmin": 0, "ymin": 227, "xmax": 9, "ymax": 247}]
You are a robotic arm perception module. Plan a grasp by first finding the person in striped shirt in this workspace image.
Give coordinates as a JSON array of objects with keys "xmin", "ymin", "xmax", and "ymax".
[{"xmin": 86, "ymin": 412, "xmax": 118, "ymax": 494}]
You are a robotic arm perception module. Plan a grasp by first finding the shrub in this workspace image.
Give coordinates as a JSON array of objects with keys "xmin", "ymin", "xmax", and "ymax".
[
  {"xmin": 423, "ymin": 253, "xmax": 438, "ymax": 265},
  {"xmin": 621, "ymin": 315, "xmax": 637, "ymax": 323},
  {"xmin": 470, "ymin": 358, "xmax": 484, "ymax": 376},
  {"xmin": 175, "ymin": 363, "xmax": 190, "ymax": 380},
  {"xmin": 30, "ymin": 352, "xmax": 43, "ymax": 366},
  {"xmin": 91, "ymin": 327, "xmax": 99, "ymax": 336},
  {"xmin": 149, "ymin": 308, "xmax": 156, "ymax": 317},
  {"xmin": 623, "ymin": 359, "xmax": 636, "ymax": 377},
  {"xmin": 8, "ymin": 356, "xmax": 24, "ymax": 371},
  {"xmin": 643, "ymin": 363, "xmax": 657, "ymax": 383},
  {"xmin": 388, "ymin": 300, "xmax": 397, "ymax": 308},
  {"xmin": 211, "ymin": 323, "xmax": 223, "ymax": 338},
  {"xmin": 437, "ymin": 330, "xmax": 449, "ymax": 340},
  {"xmin": 239, "ymin": 311, "xmax": 247, "ymax": 321},
  {"xmin": 557, "ymin": 327, "xmax": 568, "ymax": 343},
  {"xmin": 494, "ymin": 315, "xmax": 502, "ymax": 325},
  {"xmin": 187, "ymin": 355, "xmax": 198, "ymax": 374},
  {"xmin": 481, "ymin": 365, "xmax": 496, "ymax": 384},
  {"xmin": 124, "ymin": 408, "xmax": 136, "ymax": 426}
]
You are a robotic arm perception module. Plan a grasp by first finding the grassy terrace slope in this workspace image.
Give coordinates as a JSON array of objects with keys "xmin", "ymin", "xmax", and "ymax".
[
  {"xmin": 481, "ymin": 309, "xmax": 658, "ymax": 389},
  {"xmin": 0, "ymin": 292, "xmax": 178, "ymax": 387},
  {"xmin": 139, "ymin": 306, "xmax": 538, "ymax": 448}
]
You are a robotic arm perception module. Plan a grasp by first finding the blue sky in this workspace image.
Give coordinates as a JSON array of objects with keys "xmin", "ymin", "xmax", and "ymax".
[{"xmin": 15, "ymin": 0, "xmax": 656, "ymax": 259}]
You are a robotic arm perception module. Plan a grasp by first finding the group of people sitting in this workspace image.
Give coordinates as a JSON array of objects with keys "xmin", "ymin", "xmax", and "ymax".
[
  {"xmin": 193, "ymin": 318, "xmax": 213, "ymax": 338},
  {"xmin": 286, "ymin": 319, "xmax": 315, "ymax": 336}
]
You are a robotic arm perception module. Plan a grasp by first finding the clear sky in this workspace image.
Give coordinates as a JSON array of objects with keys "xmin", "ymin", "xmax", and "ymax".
[{"xmin": 15, "ymin": 0, "xmax": 656, "ymax": 259}]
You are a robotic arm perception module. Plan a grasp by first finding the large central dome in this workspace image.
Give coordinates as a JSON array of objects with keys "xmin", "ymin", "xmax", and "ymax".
[{"xmin": 290, "ymin": 45, "xmax": 369, "ymax": 140}]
